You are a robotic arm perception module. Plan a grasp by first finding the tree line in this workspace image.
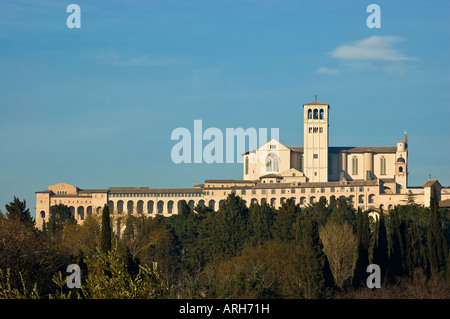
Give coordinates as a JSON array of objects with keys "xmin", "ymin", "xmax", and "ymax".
[{"xmin": 0, "ymin": 186, "xmax": 449, "ymax": 299}]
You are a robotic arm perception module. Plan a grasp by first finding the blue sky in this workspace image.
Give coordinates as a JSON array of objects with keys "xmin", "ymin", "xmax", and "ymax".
[{"xmin": 0, "ymin": 0, "xmax": 449, "ymax": 217}]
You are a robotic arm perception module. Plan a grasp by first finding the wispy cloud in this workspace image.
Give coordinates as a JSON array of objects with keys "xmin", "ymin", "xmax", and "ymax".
[
  {"xmin": 331, "ymin": 36, "xmax": 415, "ymax": 61},
  {"xmin": 315, "ymin": 67, "xmax": 339, "ymax": 75}
]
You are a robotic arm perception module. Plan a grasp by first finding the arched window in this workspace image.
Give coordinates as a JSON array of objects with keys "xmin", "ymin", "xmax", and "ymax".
[
  {"xmin": 313, "ymin": 109, "xmax": 318, "ymax": 119},
  {"xmin": 380, "ymin": 156, "xmax": 386, "ymax": 175},
  {"xmin": 308, "ymin": 109, "xmax": 312, "ymax": 119},
  {"xmin": 40, "ymin": 211, "xmax": 45, "ymax": 219},
  {"xmin": 319, "ymin": 109, "xmax": 324, "ymax": 119},
  {"xmin": 147, "ymin": 201, "xmax": 154, "ymax": 214},
  {"xmin": 352, "ymin": 156, "xmax": 358, "ymax": 175},
  {"xmin": 399, "ymin": 166, "xmax": 403, "ymax": 173},
  {"xmin": 265, "ymin": 153, "xmax": 279, "ymax": 172}
]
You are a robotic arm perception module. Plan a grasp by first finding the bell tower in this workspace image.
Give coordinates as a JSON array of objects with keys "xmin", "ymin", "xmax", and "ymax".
[{"xmin": 302, "ymin": 101, "xmax": 330, "ymax": 182}]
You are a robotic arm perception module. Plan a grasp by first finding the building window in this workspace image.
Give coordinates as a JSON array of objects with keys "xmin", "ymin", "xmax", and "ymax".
[
  {"xmin": 330, "ymin": 187, "xmax": 335, "ymax": 192},
  {"xmin": 340, "ymin": 187, "xmax": 345, "ymax": 192},
  {"xmin": 270, "ymin": 145, "xmax": 277, "ymax": 149},
  {"xmin": 301, "ymin": 188, "xmax": 305, "ymax": 193},
  {"xmin": 291, "ymin": 188, "xmax": 295, "ymax": 193},
  {"xmin": 252, "ymin": 189, "xmax": 256, "ymax": 195},
  {"xmin": 313, "ymin": 109, "xmax": 318, "ymax": 119},
  {"xmin": 359, "ymin": 187, "xmax": 364, "ymax": 192},
  {"xmin": 350, "ymin": 187, "xmax": 354, "ymax": 192},
  {"xmin": 313, "ymin": 154, "xmax": 318, "ymax": 159},
  {"xmin": 262, "ymin": 189, "xmax": 266, "ymax": 194},
  {"xmin": 319, "ymin": 109, "xmax": 324, "ymax": 120},
  {"xmin": 308, "ymin": 109, "xmax": 312, "ymax": 119},
  {"xmin": 311, "ymin": 188, "xmax": 315, "ymax": 193},
  {"xmin": 380, "ymin": 156, "xmax": 386, "ymax": 175},
  {"xmin": 241, "ymin": 189, "xmax": 246, "ymax": 195},
  {"xmin": 319, "ymin": 127, "xmax": 323, "ymax": 133},
  {"xmin": 271, "ymin": 189, "xmax": 276, "ymax": 194},
  {"xmin": 266, "ymin": 153, "xmax": 279, "ymax": 172},
  {"xmin": 281, "ymin": 189, "xmax": 286, "ymax": 194},
  {"xmin": 320, "ymin": 187, "xmax": 325, "ymax": 193},
  {"xmin": 352, "ymin": 156, "xmax": 358, "ymax": 175}
]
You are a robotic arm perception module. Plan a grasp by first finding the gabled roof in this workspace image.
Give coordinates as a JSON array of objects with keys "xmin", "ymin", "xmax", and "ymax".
[{"xmin": 423, "ymin": 179, "xmax": 442, "ymax": 188}]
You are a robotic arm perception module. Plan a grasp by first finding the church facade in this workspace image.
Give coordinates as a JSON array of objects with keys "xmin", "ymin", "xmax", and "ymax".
[{"xmin": 35, "ymin": 101, "xmax": 449, "ymax": 232}]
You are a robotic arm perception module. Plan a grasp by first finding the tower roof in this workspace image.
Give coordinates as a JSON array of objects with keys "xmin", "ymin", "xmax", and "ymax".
[{"xmin": 303, "ymin": 101, "xmax": 329, "ymax": 106}]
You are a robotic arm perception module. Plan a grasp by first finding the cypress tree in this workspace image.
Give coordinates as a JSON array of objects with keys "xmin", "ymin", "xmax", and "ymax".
[
  {"xmin": 427, "ymin": 185, "xmax": 449, "ymax": 276},
  {"xmin": 369, "ymin": 211, "xmax": 389, "ymax": 281},
  {"xmin": 296, "ymin": 217, "xmax": 334, "ymax": 298},
  {"xmin": 100, "ymin": 204, "xmax": 112, "ymax": 254},
  {"xmin": 351, "ymin": 208, "xmax": 370, "ymax": 288},
  {"xmin": 272, "ymin": 198, "xmax": 300, "ymax": 241},
  {"xmin": 5, "ymin": 196, "xmax": 34, "ymax": 227},
  {"xmin": 388, "ymin": 206, "xmax": 406, "ymax": 279}
]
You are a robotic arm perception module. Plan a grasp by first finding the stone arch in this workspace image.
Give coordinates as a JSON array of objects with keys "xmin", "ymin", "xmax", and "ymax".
[
  {"xmin": 290, "ymin": 197, "xmax": 296, "ymax": 203},
  {"xmin": 40, "ymin": 210, "xmax": 45, "ymax": 219},
  {"xmin": 219, "ymin": 200, "xmax": 225, "ymax": 208},
  {"xmin": 86, "ymin": 206, "xmax": 92, "ymax": 216},
  {"xmin": 251, "ymin": 198, "xmax": 258, "ymax": 205},
  {"xmin": 261, "ymin": 198, "xmax": 267, "ymax": 205},
  {"xmin": 157, "ymin": 200, "xmax": 164, "ymax": 214},
  {"xmin": 147, "ymin": 200, "xmax": 154, "ymax": 214},
  {"xmin": 107, "ymin": 201, "xmax": 114, "ymax": 212},
  {"xmin": 208, "ymin": 200, "xmax": 215, "ymax": 211},
  {"xmin": 368, "ymin": 194, "xmax": 375, "ymax": 204},
  {"xmin": 77, "ymin": 206, "xmax": 85, "ymax": 221},
  {"xmin": 137, "ymin": 200, "xmax": 144, "ymax": 214},
  {"xmin": 310, "ymin": 196, "xmax": 316, "ymax": 204},
  {"xmin": 188, "ymin": 200, "xmax": 195, "ymax": 209},
  {"xmin": 379, "ymin": 204, "xmax": 384, "ymax": 211},
  {"xmin": 117, "ymin": 200, "xmax": 124, "ymax": 214},
  {"xmin": 270, "ymin": 198, "xmax": 276, "ymax": 206},
  {"xmin": 300, "ymin": 197, "xmax": 306, "ymax": 205},
  {"xmin": 127, "ymin": 200, "xmax": 134, "ymax": 215},
  {"xmin": 387, "ymin": 204, "xmax": 393, "ymax": 211},
  {"xmin": 280, "ymin": 197, "xmax": 286, "ymax": 204},
  {"xmin": 198, "ymin": 199, "xmax": 205, "ymax": 207},
  {"xmin": 96, "ymin": 206, "xmax": 102, "ymax": 214},
  {"xmin": 348, "ymin": 195, "xmax": 355, "ymax": 204},
  {"xmin": 69, "ymin": 206, "xmax": 75, "ymax": 218},
  {"xmin": 358, "ymin": 194, "xmax": 364, "ymax": 204},
  {"xmin": 167, "ymin": 201, "xmax": 174, "ymax": 214}
]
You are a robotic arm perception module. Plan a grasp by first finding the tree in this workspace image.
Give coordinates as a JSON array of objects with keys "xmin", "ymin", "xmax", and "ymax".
[
  {"xmin": 352, "ymin": 208, "xmax": 370, "ymax": 288},
  {"xmin": 208, "ymin": 193, "xmax": 249, "ymax": 258},
  {"xmin": 329, "ymin": 196, "xmax": 356, "ymax": 229},
  {"xmin": 319, "ymin": 222, "xmax": 356, "ymax": 288},
  {"xmin": 406, "ymin": 190, "xmax": 416, "ymax": 205},
  {"xmin": 248, "ymin": 202, "xmax": 275, "ymax": 246},
  {"xmin": 427, "ymin": 185, "xmax": 449, "ymax": 276},
  {"xmin": 388, "ymin": 206, "xmax": 407, "ymax": 279},
  {"xmin": 369, "ymin": 211, "xmax": 389, "ymax": 282},
  {"xmin": 272, "ymin": 198, "xmax": 300, "ymax": 241},
  {"xmin": 294, "ymin": 217, "xmax": 334, "ymax": 298},
  {"xmin": 5, "ymin": 196, "xmax": 34, "ymax": 227},
  {"xmin": 100, "ymin": 204, "xmax": 112, "ymax": 254},
  {"xmin": 46, "ymin": 204, "xmax": 76, "ymax": 236}
]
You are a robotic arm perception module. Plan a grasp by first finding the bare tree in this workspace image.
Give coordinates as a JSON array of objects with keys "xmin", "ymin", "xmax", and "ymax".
[{"xmin": 319, "ymin": 222, "xmax": 357, "ymax": 288}]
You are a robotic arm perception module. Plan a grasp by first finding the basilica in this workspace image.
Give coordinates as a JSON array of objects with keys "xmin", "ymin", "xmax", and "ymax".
[{"xmin": 35, "ymin": 101, "xmax": 449, "ymax": 232}]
